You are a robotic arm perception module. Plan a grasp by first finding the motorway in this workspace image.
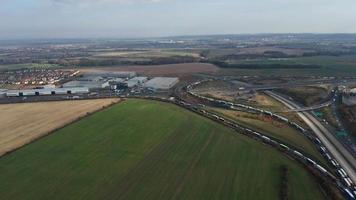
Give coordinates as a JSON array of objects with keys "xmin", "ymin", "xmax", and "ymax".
[
  {"xmin": 1, "ymin": 84, "xmax": 355, "ymax": 198},
  {"xmin": 180, "ymin": 81, "xmax": 356, "ymax": 198},
  {"xmin": 266, "ymin": 91, "xmax": 356, "ymax": 184}
]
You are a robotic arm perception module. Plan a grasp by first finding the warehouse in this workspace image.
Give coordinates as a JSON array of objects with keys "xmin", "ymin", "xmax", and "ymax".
[
  {"xmin": 144, "ymin": 77, "xmax": 179, "ymax": 90},
  {"xmin": 4, "ymin": 87, "xmax": 89, "ymax": 97},
  {"xmin": 0, "ymin": 89, "xmax": 7, "ymax": 98},
  {"xmin": 62, "ymin": 80, "xmax": 109, "ymax": 89},
  {"xmin": 343, "ymin": 87, "xmax": 356, "ymax": 105},
  {"xmin": 126, "ymin": 77, "xmax": 148, "ymax": 88}
]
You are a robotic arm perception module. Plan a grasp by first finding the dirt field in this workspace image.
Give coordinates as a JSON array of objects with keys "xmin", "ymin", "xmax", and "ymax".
[
  {"xmin": 79, "ymin": 63, "xmax": 219, "ymax": 77},
  {"xmin": 253, "ymin": 94, "xmax": 275, "ymax": 106},
  {"xmin": 0, "ymin": 99, "xmax": 120, "ymax": 157}
]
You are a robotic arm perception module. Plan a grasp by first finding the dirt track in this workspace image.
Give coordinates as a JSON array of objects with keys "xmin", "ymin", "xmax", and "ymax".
[
  {"xmin": 79, "ymin": 63, "xmax": 219, "ymax": 77},
  {"xmin": 0, "ymin": 99, "xmax": 120, "ymax": 157}
]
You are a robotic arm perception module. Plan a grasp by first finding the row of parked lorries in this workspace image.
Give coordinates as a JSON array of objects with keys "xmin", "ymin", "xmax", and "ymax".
[{"xmin": 185, "ymin": 80, "xmax": 356, "ymax": 199}]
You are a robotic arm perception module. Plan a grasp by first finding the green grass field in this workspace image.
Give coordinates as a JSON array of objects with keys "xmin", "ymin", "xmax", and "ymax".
[
  {"xmin": 0, "ymin": 99, "xmax": 326, "ymax": 200},
  {"xmin": 94, "ymin": 50, "xmax": 200, "ymax": 58},
  {"xmin": 217, "ymin": 55, "xmax": 356, "ymax": 76},
  {"xmin": 229, "ymin": 55, "xmax": 356, "ymax": 68}
]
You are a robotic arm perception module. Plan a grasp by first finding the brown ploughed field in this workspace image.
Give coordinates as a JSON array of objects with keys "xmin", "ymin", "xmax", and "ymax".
[{"xmin": 79, "ymin": 63, "xmax": 219, "ymax": 76}]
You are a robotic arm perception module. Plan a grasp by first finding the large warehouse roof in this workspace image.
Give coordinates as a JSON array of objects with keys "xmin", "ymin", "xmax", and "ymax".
[
  {"xmin": 63, "ymin": 81, "xmax": 106, "ymax": 89},
  {"xmin": 144, "ymin": 77, "xmax": 179, "ymax": 90}
]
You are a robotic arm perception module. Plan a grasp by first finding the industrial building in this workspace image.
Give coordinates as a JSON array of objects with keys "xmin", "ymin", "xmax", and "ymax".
[
  {"xmin": 77, "ymin": 76, "xmax": 104, "ymax": 82},
  {"xmin": 126, "ymin": 77, "xmax": 148, "ymax": 88},
  {"xmin": 349, "ymin": 88, "xmax": 356, "ymax": 94},
  {"xmin": 342, "ymin": 87, "xmax": 356, "ymax": 105},
  {"xmin": 62, "ymin": 80, "xmax": 109, "ymax": 89},
  {"xmin": 3, "ymin": 87, "xmax": 89, "ymax": 97},
  {"xmin": 62, "ymin": 72, "xmax": 133, "ymax": 90},
  {"xmin": 0, "ymin": 89, "xmax": 7, "ymax": 98},
  {"xmin": 144, "ymin": 77, "xmax": 179, "ymax": 90}
]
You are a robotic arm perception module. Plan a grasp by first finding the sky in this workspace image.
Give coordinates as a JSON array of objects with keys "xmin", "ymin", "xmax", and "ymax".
[{"xmin": 1, "ymin": 0, "xmax": 356, "ymax": 39}]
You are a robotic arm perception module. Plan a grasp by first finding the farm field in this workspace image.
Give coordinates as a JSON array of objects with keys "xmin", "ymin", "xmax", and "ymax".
[
  {"xmin": 228, "ymin": 55, "xmax": 356, "ymax": 68},
  {"xmin": 79, "ymin": 63, "xmax": 218, "ymax": 77},
  {"xmin": 0, "ymin": 99, "xmax": 327, "ymax": 200},
  {"xmin": 93, "ymin": 49, "xmax": 201, "ymax": 58},
  {"xmin": 205, "ymin": 47, "xmax": 311, "ymax": 59},
  {"xmin": 0, "ymin": 99, "xmax": 119, "ymax": 156},
  {"xmin": 216, "ymin": 55, "xmax": 356, "ymax": 76}
]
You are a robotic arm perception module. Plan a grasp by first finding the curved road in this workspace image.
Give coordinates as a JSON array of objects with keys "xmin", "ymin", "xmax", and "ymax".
[
  {"xmin": 286, "ymin": 101, "xmax": 333, "ymax": 112},
  {"xmin": 266, "ymin": 91, "xmax": 356, "ymax": 184}
]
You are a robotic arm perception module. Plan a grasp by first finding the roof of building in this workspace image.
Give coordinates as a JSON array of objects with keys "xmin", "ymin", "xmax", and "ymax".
[
  {"xmin": 144, "ymin": 77, "xmax": 179, "ymax": 89},
  {"xmin": 129, "ymin": 77, "xmax": 148, "ymax": 81},
  {"xmin": 6, "ymin": 87, "xmax": 89, "ymax": 94},
  {"xmin": 63, "ymin": 81, "xmax": 103, "ymax": 89}
]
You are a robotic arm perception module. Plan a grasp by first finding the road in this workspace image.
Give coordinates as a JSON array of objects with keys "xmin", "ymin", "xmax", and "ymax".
[
  {"xmin": 286, "ymin": 101, "xmax": 333, "ymax": 112},
  {"xmin": 266, "ymin": 91, "xmax": 356, "ymax": 184}
]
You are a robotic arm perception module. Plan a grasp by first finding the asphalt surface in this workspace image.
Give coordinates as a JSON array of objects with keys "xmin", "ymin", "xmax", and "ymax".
[
  {"xmin": 266, "ymin": 91, "xmax": 356, "ymax": 183},
  {"xmin": 286, "ymin": 101, "xmax": 332, "ymax": 112}
]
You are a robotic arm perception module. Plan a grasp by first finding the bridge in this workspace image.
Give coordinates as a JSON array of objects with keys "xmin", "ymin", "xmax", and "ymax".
[{"xmin": 285, "ymin": 101, "xmax": 333, "ymax": 112}]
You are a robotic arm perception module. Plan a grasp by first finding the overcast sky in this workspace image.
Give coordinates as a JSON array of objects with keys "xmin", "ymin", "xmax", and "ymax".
[{"xmin": 1, "ymin": 0, "xmax": 356, "ymax": 39}]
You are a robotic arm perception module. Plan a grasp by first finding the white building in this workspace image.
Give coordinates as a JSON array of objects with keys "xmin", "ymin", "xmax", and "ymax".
[
  {"xmin": 62, "ymin": 81, "xmax": 109, "ymax": 89},
  {"xmin": 144, "ymin": 77, "xmax": 179, "ymax": 90},
  {"xmin": 342, "ymin": 87, "xmax": 356, "ymax": 105},
  {"xmin": 5, "ymin": 87, "xmax": 89, "ymax": 97}
]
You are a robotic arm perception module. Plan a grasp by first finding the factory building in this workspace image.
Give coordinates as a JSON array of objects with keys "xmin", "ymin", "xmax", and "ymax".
[
  {"xmin": 349, "ymin": 88, "xmax": 356, "ymax": 95},
  {"xmin": 342, "ymin": 87, "xmax": 356, "ymax": 105},
  {"xmin": 4, "ymin": 87, "xmax": 89, "ymax": 97},
  {"xmin": 0, "ymin": 89, "xmax": 7, "ymax": 98},
  {"xmin": 144, "ymin": 77, "xmax": 179, "ymax": 90},
  {"xmin": 109, "ymin": 78, "xmax": 125, "ymax": 84},
  {"xmin": 126, "ymin": 77, "xmax": 148, "ymax": 88},
  {"xmin": 62, "ymin": 80, "xmax": 109, "ymax": 89}
]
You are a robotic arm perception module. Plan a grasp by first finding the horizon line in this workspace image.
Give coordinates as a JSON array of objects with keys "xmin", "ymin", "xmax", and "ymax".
[{"xmin": 1, "ymin": 32, "xmax": 356, "ymax": 42}]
